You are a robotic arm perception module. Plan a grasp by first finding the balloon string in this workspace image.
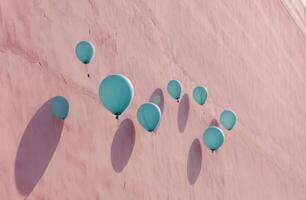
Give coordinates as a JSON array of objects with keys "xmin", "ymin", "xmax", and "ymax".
[
  {"xmin": 123, "ymin": 173, "xmax": 126, "ymax": 190},
  {"xmin": 84, "ymin": 65, "xmax": 90, "ymax": 78},
  {"xmin": 151, "ymin": 136, "xmax": 155, "ymax": 152}
]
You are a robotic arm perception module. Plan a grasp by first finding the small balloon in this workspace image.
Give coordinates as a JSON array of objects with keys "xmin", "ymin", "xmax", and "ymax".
[
  {"xmin": 192, "ymin": 86, "xmax": 208, "ymax": 106},
  {"xmin": 220, "ymin": 109, "xmax": 237, "ymax": 130},
  {"xmin": 137, "ymin": 103, "xmax": 161, "ymax": 132},
  {"xmin": 50, "ymin": 96, "xmax": 69, "ymax": 120},
  {"xmin": 203, "ymin": 126, "xmax": 224, "ymax": 151},
  {"xmin": 167, "ymin": 80, "xmax": 182, "ymax": 102},
  {"xmin": 99, "ymin": 74, "xmax": 134, "ymax": 118},
  {"xmin": 75, "ymin": 40, "xmax": 95, "ymax": 64}
]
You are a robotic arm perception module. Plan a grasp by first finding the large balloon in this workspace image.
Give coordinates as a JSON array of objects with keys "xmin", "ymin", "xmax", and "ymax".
[
  {"xmin": 192, "ymin": 86, "xmax": 208, "ymax": 105},
  {"xmin": 137, "ymin": 102, "xmax": 161, "ymax": 132},
  {"xmin": 220, "ymin": 109, "xmax": 237, "ymax": 130},
  {"xmin": 50, "ymin": 96, "xmax": 69, "ymax": 120},
  {"xmin": 203, "ymin": 126, "xmax": 224, "ymax": 151},
  {"xmin": 75, "ymin": 40, "xmax": 95, "ymax": 64},
  {"xmin": 167, "ymin": 80, "xmax": 182, "ymax": 102},
  {"xmin": 99, "ymin": 74, "xmax": 134, "ymax": 119}
]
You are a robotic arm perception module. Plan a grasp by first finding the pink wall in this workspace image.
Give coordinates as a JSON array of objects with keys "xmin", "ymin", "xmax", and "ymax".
[{"xmin": 1, "ymin": 0, "xmax": 306, "ymax": 199}]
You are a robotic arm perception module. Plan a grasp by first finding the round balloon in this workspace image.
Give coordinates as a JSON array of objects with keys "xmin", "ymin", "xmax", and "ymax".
[
  {"xmin": 220, "ymin": 109, "xmax": 237, "ymax": 130},
  {"xmin": 192, "ymin": 86, "xmax": 208, "ymax": 105},
  {"xmin": 203, "ymin": 126, "xmax": 224, "ymax": 151},
  {"xmin": 137, "ymin": 103, "xmax": 161, "ymax": 132},
  {"xmin": 75, "ymin": 40, "xmax": 95, "ymax": 64},
  {"xmin": 99, "ymin": 74, "xmax": 134, "ymax": 118},
  {"xmin": 50, "ymin": 96, "xmax": 69, "ymax": 120},
  {"xmin": 167, "ymin": 80, "xmax": 182, "ymax": 102}
]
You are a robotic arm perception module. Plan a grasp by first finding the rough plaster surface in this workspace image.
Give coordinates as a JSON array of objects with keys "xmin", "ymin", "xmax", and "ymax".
[{"xmin": 1, "ymin": 0, "xmax": 306, "ymax": 199}]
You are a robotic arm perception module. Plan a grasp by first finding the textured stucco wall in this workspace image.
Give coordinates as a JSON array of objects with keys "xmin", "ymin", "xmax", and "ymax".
[{"xmin": 1, "ymin": 0, "xmax": 306, "ymax": 199}]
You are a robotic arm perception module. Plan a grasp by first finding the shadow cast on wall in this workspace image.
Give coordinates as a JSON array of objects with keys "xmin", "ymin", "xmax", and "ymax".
[
  {"xmin": 187, "ymin": 139, "xmax": 202, "ymax": 185},
  {"xmin": 149, "ymin": 88, "xmax": 164, "ymax": 113},
  {"xmin": 111, "ymin": 118, "xmax": 135, "ymax": 173},
  {"xmin": 15, "ymin": 99, "xmax": 64, "ymax": 197},
  {"xmin": 177, "ymin": 94, "xmax": 190, "ymax": 133},
  {"xmin": 210, "ymin": 118, "xmax": 219, "ymax": 127}
]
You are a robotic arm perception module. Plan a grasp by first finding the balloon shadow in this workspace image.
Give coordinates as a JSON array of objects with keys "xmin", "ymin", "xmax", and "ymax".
[
  {"xmin": 15, "ymin": 100, "xmax": 64, "ymax": 197},
  {"xmin": 187, "ymin": 139, "xmax": 202, "ymax": 185},
  {"xmin": 149, "ymin": 88, "xmax": 164, "ymax": 113},
  {"xmin": 177, "ymin": 94, "xmax": 190, "ymax": 133},
  {"xmin": 111, "ymin": 119, "xmax": 135, "ymax": 173},
  {"xmin": 210, "ymin": 119, "xmax": 219, "ymax": 127}
]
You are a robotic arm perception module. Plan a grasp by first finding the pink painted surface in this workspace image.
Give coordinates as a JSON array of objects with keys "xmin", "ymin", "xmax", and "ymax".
[{"xmin": 1, "ymin": 0, "xmax": 306, "ymax": 199}]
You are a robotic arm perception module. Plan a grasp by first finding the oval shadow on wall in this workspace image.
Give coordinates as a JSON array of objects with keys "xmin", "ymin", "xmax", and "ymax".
[
  {"xmin": 187, "ymin": 139, "xmax": 202, "ymax": 185},
  {"xmin": 177, "ymin": 94, "xmax": 190, "ymax": 133},
  {"xmin": 149, "ymin": 88, "xmax": 164, "ymax": 113},
  {"xmin": 15, "ymin": 99, "xmax": 64, "ymax": 197},
  {"xmin": 111, "ymin": 118, "xmax": 135, "ymax": 173}
]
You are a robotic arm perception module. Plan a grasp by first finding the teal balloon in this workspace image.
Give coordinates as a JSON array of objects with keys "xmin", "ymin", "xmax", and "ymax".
[
  {"xmin": 50, "ymin": 96, "xmax": 69, "ymax": 120},
  {"xmin": 192, "ymin": 86, "xmax": 208, "ymax": 105},
  {"xmin": 75, "ymin": 40, "xmax": 95, "ymax": 64},
  {"xmin": 167, "ymin": 80, "xmax": 182, "ymax": 101},
  {"xmin": 137, "ymin": 103, "xmax": 161, "ymax": 132},
  {"xmin": 99, "ymin": 74, "xmax": 134, "ymax": 117},
  {"xmin": 203, "ymin": 126, "xmax": 225, "ymax": 151},
  {"xmin": 220, "ymin": 109, "xmax": 237, "ymax": 130}
]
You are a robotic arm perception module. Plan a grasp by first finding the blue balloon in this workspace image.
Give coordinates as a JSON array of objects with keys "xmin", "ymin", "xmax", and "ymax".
[
  {"xmin": 99, "ymin": 74, "xmax": 134, "ymax": 118},
  {"xmin": 50, "ymin": 96, "xmax": 69, "ymax": 120},
  {"xmin": 137, "ymin": 103, "xmax": 161, "ymax": 132},
  {"xmin": 203, "ymin": 126, "xmax": 224, "ymax": 151},
  {"xmin": 192, "ymin": 86, "xmax": 208, "ymax": 105},
  {"xmin": 75, "ymin": 40, "xmax": 95, "ymax": 64},
  {"xmin": 167, "ymin": 80, "xmax": 182, "ymax": 102},
  {"xmin": 220, "ymin": 109, "xmax": 237, "ymax": 130}
]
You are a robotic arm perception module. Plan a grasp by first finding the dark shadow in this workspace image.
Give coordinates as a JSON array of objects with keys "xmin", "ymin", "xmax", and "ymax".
[
  {"xmin": 177, "ymin": 94, "xmax": 190, "ymax": 132},
  {"xmin": 15, "ymin": 99, "xmax": 64, "ymax": 197},
  {"xmin": 187, "ymin": 139, "xmax": 202, "ymax": 185},
  {"xmin": 111, "ymin": 118, "xmax": 135, "ymax": 173},
  {"xmin": 149, "ymin": 88, "xmax": 164, "ymax": 133},
  {"xmin": 149, "ymin": 88, "xmax": 164, "ymax": 113},
  {"xmin": 210, "ymin": 119, "xmax": 219, "ymax": 127}
]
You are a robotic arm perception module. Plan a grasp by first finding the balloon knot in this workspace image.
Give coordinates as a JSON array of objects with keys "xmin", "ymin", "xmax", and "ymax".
[
  {"xmin": 87, "ymin": 73, "xmax": 90, "ymax": 78},
  {"xmin": 115, "ymin": 115, "xmax": 119, "ymax": 120}
]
